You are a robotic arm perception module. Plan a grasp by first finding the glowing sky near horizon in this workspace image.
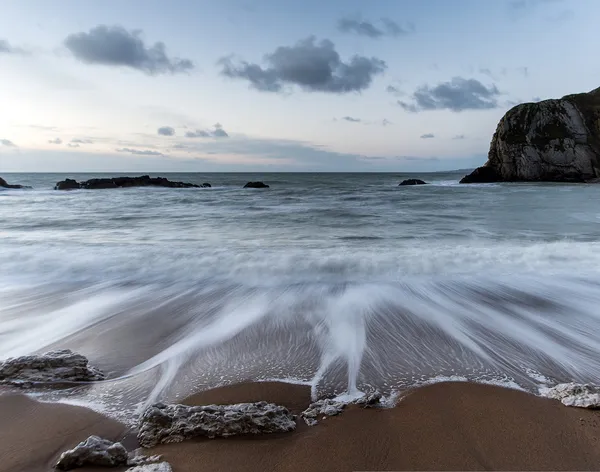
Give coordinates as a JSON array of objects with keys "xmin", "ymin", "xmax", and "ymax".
[{"xmin": 1, "ymin": 0, "xmax": 599, "ymax": 172}]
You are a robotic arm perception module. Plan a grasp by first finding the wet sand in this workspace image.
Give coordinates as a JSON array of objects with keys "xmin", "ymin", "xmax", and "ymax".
[{"xmin": 2, "ymin": 381, "xmax": 600, "ymax": 472}]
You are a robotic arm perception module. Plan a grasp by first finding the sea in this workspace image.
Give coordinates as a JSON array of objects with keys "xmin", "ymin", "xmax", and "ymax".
[{"xmin": 2, "ymin": 171, "xmax": 600, "ymax": 421}]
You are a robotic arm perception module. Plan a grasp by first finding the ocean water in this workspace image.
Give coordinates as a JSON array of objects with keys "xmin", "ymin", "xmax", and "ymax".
[{"xmin": 2, "ymin": 172, "xmax": 600, "ymax": 420}]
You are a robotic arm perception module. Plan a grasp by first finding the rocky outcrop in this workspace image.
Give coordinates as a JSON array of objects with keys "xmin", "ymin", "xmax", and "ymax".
[
  {"xmin": 55, "ymin": 436, "xmax": 128, "ymax": 470},
  {"xmin": 461, "ymin": 87, "xmax": 600, "ymax": 183},
  {"xmin": 243, "ymin": 181, "xmax": 269, "ymax": 188},
  {"xmin": 0, "ymin": 349, "xmax": 104, "ymax": 387},
  {"xmin": 0, "ymin": 177, "xmax": 30, "ymax": 189},
  {"xmin": 137, "ymin": 401, "xmax": 296, "ymax": 447},
  {"xmin": 54, "ymin": 175, "xmax": 204, "ymax": 190},
  {"xmin": 301, "ymin": 392, "xmax": 382, "ymax": 426},
  {"xmin": 127, "ymin": 464, "xmax": 173, "ymax": 472},
  {"xmin": 540, "ymin": 383, "xmax": 600, "ymax": 408},
  {"xmin": 399, "ymin": 179, "xmax": 428, "ymax": 186}
]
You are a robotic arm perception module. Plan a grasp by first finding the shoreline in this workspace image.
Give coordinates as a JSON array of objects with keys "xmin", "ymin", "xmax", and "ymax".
[{"xmin": 2, "ymin": 380, "xmax": 600, "ymax": 472}]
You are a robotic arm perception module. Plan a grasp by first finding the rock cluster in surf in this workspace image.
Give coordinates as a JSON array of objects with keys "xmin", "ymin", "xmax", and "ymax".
[
  {"xmin": 540, "ymin": 383, "xmax": 600, "ymax": 408},
  {"xmin": 0, "ymin": 176, "xmax": 30, "ymax": 189},
  {"xmin": 301, "ymin": 391, "xmax": 382, "ymax": 426},
  {"xmin": 54, "ymin": 175, "xmax": 208, "ymax": 190},
  {"xmin": 0, "ymin": 349, "xmax": 104, "ymax": 388},
  {"xmin": 137, "ymin": 401, "xmax": 296, "ymax": 447},
  {"xmin": 399, "ymin": 179, "xmax": 428, "ymax": 186},
  {"xmin": 461, "ymin": 87, "xmax": 600, "ymax": 183}
]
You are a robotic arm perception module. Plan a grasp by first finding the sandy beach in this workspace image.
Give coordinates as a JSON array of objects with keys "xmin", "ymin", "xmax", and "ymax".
[{"xmin": 2, "ymin": 381, "xmax": 600, "ymax": 472}]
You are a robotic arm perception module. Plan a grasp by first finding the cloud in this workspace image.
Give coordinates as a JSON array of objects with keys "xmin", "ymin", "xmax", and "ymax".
[
  {"xmin": 64, "ymin": 25, "xmax": 194, "ymax": 75},
  {"xmin": 381, "ymin": 119, "xmax": 392, "ymax": 126},
  {"xmin": 337, "ymin": 17, "xmax": 414, "ymax": 38},
  {"xmin": 398, "ymin": 77, "xmax": 501, "ymax": 112},
  {"xmin": 452, "ymin": 134, "xmax": 466, "ymax": 140},
  {"xmin": 158, "ymin": 126, "xmax": 175, "ymax": 136},
  {"xmin": 219, "ymin": 36, "xmax": 386, "ymax": 94},
  {"xmin": 420, "ymin": 133, "xmax": 435, "ymax": 139},
  {"xmin": 342, "ymin": 116, "xmax": 361, "ymax": 122},
  {"xmin": 67, "ymin": 143, "xmax": 80, "ymax": 148},
  {"xmin": 71, "ymin": 138, "xmax": 94, "ymax": 144},
  {"xmin": 116, "ymin": 147, "xmax": 165, "ymax": 156},
  {"xmin": 48, "ymin": 138, "xmax": 63, "ymax": 144},
  {"xmin": 185, "ymin": 129, "xmax": 211, "ymax": 138},
  {"xmin": 386, "ymin": 85, "xmax": 402, "ymax": 95},
  {"xmin": 0, "ymin": 39, "xmax": 27, "ymax": 55},
  {"xmin": 0, "ymin": 139, "xmax": 16, "ymax": 147},
  {"xmin": 185, "ymin": 124, "xmax": 229, "ymax": 138},
  {"xmin": 212, "ymin": 128, "xmax": 229, "ymax": 138}
]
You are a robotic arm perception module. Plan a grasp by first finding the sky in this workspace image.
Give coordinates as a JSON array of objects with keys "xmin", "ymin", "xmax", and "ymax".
[{"xmin": 1, "ymin": 0, "xmax": 599, "ymax": 172}]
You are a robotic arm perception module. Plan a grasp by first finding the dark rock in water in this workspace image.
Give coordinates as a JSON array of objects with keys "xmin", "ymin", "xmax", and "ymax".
[
  {"xmin": 461, "ymin": 87, "xmax": 600, "ymax": 183},
  {"xmin": 459, "ymin": 166, "xmax": 501, "ymax": 184},
  {"xmin": 0, "ymin": 349, "xmax": 105, "ymax": 387},
  {"xmin": 54, "ymin": 178, "xmax": 81, "ymax": 190},
  {"xmin": 55, "ymin": 436, "xmax": 128, "ymax": 470},
  {"xmin": 201, "ymin": 182, "xmax": 211, "ymax": 188},
  {"xmin": 55, "ymin": 175, "xmax": 200, "ymax": 190},
  {"xmin": 399, "ymin": 179, "xmax": 428, "ymax": 186},
  {"xmin": 243, "ymin": 181, "xmax": 269, "ymax": 188},
  {"xmin": 0, "ymin": 176, "xmax": 30, "ymax": 189},
  {"xmin": 137, "ymin": 401, "xmax": 296, "ymax": 447}
]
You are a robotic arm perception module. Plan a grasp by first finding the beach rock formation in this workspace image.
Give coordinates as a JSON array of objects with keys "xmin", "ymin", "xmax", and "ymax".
[
  {"xmin": 137, "ymin": 401, "xmax": 296, "ymax": 447},
  {"xmin": 0, "ymin": 177, "xmax": 30, "ymax": 189},
  {"xmin": 127, "ymin": 464, "xmax": 173, "ymax": 472},
  {"xmin": 243, "ymin": 181, "xmax": 269, "ymax": 188},
  {"xmin": 301, "ymin": 392, "xmax": 382, "ymax": 426},
  {"xmin": 55, "ymin": 436, "xmax": 128, "ymax": 470},
  {"xmin": 0, "ymin": 349, "xmax": 104, "ymax": 387},
  {"xmin": 541, "ymin": 383, "xmax": 600, "ymax": 408},
  {"xmin": 54, "ymin": 175, "xmax": 202, "ymax": 190},
  {"xmin": 399, "ymin": 179, "xmax": 428, "ymax": 186},
  {"xmin": 460, "ymin": 87, "xmax": 600, "ymax": 183}
]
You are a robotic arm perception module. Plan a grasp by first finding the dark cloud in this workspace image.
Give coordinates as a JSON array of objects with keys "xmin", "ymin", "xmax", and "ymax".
[
  {"xmin": 420, "ymin": 133, "xmax": 435, "ymax": 139},
  {"xmin": 219, "ymin": 36, "xmax": 386, "ymax": 94},
  {"xmin": 398, "ymin": 77, "xmax": 501, "ymax": 112},
  {"xmin": 185, "ymin": 129, "xmax": 211, "ymax": 138},
  {"xmin": 48, "ymin": 138, "xmax": 63, "ymax": 144},
  {"xmin": 64, "ymin": 25, "xmax": 194, "ymax": 75},
  {"xmin": 452, "ymin": 134, "xmax": 466, "ymax": 140},
  {"xmin": 67, "ymin": 143, "xmax": 80, "ymax": 148},
  {"xmin": 158, "ymin": 126, "xmax": 175, "ymax": 136},
  {"xmin": 342, "ymin": 116, "xmax": 361, "ymax": 122},
  {"xmin": 71, "ymin": 138, "xmax": 94, "ymax": 144},
  {"xmin": 185, "ymin": 124, "xmax": 229, "ymax": 138},
  {"xmin": 337, "ymin": 17, "xmax": 414, "ymax": 38},
  {"xmin": 0, "ymin": 139, "xmax": 16, "ymax": 147},
  {"xmin": 212, "ymin": 128, "xmax": 229, "ymax": 138},
  {"xmin": 116, "ymin": 147, "xmax": 165, "ymax": 156},
  {"xmin": 0, "ymin": 39, "xmax": 27, "ymax": 54}
]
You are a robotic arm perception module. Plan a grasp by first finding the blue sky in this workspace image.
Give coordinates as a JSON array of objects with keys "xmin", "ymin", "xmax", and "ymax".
[{"xmin": 1, "ymin": 0, "xmax": 598, "ymax": 172}]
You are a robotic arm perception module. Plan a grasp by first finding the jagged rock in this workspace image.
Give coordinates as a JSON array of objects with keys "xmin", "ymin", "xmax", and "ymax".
[
  {"xmin": 461, "ymin": 87, "xmax": 600, "ymax": 183},
  {"xmin": 0, "ymin": 349, "xmax": 104, "ymax": 387},
  {"xmin": 138, "ymin": 401, "xmax": 296, "ymax": 447},
  {"xmin": 127, "ymin": 463, "xmax": 173, "ymax": 472},
  {"xmin": 301, "ymin": 392, "xmax": 382, "ymax": 426},
  {"xmin": 399, "ymin": 179, "xmax": 428, "ymax": 186},
  {"xmin": 0, "ymin": 176, "xmax": 30, "ymax": 189},
  {"xmin": 243, "ymin": 181, "xmax": 269, "ymax": 188},
  {"xmin": 540, "ymin": 383, "xmax": 600, "ymax": 408},
  {"xmin": 55, "ymin": 436, "xmax": 128, "ymax": 470},
  {"xmin": 55, "ymin": 175, "xmax": 200, "ymax": 190}
]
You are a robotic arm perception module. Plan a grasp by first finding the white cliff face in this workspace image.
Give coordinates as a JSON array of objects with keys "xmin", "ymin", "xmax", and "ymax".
[{"xmin": 461, "ymin": 90, "xmax": 600, "ymax": 183}]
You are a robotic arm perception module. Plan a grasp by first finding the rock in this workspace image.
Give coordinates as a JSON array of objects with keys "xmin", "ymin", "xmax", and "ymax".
[
  {"xmin": 201, "ymin": 182, "xmax": 211, "ymax": 188},
  {"xmin": 127, "ymin": 463, "xmax": 173, "ymax": 472},
  {"xmin": 301, "ymin": 392, "xmax": 382, "ymax": 426},
  {"xmin": 138, "ymin": 401, "xmax": 296, "ymax": 447},
  {"xmin": 0, "ymin": 349, "xmax": 104, "ymax": 388},
  {"xmin": 55, "ymin": 436, "xmax": 128, "ymax": 470},
  {"xmin": 461, "ymin": 87, "xmax": 600, "ymax": 183},
  {"xmin": 399, "ymin": 179, "xmax": 428, "ymax": 186},
  {"xmin": 540, "ymin": 383, "xmax": 600, "ymax": 408},
  {"xmin": 0, "ymin": 176, "xmax": 30, "ymax": 189},
  {"xmin": 243, "ymin": 181, "xmax": 269, "ymax": 188},
  {"xmin": 55, "ymin": 176, "xmax": 200, "ymax": 190},
  {"xmin": 354, "ymin": 391, "xmax": 383, "ymax": 407}
]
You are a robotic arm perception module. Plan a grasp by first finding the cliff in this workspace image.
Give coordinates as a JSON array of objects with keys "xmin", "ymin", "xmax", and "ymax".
[{"xmin": 460, "ymin": 87, "xmax": 600, "ymax": 183}]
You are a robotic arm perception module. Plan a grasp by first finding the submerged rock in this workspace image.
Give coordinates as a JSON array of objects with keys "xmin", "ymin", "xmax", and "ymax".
[
  {"xmin": 54, "ymin": 175, "xmax": 200, "ymax": 190},
  {"xmin": 461, "ymin": 87, "xmax": 600, "ymax": 183},
  {"xmin": 201, "ymin": 182, "xmax": 211, "ymax": 188},
  {"xmin": 0, "ymin": 349, "xmax": 104, "ymax": 387},
  {"xmin": 243, "ymin": 181, "xmax": 269, "ymax": 188},
  {"xmin": 55, "ymin": 436, "xmax": 128, "ymax": 470},
  {"xmin": 399, "ymin": 179, "xmax": 428, "ymax": 186},
  {"xmin": 0, "ymin": 176, "xmax": 30, "ymax": 189},
  {"xmin": 301, "ymin": 392, "xmax": 382, "ymax": 426},
  {"xmin": 127, "ymin": 464, "xmax": 173, "ymax": 472},
  {"xmin": 540, "ymin": 383, "xmax": 600, "ymax": 408},
  {"xmin": 138, "ymin": 401, "xmax": 296, "ymax": 447}
]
